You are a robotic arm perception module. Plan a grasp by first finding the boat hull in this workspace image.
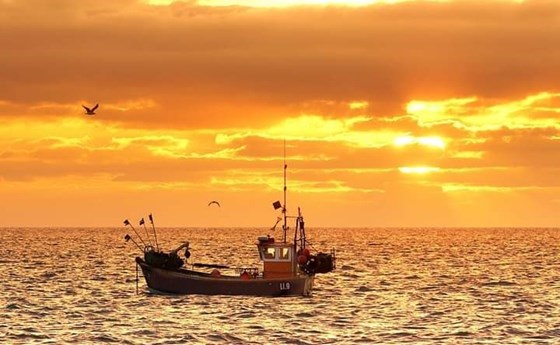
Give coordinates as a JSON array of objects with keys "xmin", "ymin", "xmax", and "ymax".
[{"xmin": 136, "ymin": 258, "xmax": 314, "ymax": 296}]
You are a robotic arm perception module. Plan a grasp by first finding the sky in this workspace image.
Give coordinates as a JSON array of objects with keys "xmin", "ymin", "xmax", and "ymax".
[{"xmin": 1, "ymin": 0, "xmax": 559, "ymax": 227}]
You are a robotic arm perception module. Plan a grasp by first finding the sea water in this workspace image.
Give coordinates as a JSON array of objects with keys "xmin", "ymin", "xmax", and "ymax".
[{"xmin": 1, "ymin": 227, "xmax": 559, "ymax": 344}]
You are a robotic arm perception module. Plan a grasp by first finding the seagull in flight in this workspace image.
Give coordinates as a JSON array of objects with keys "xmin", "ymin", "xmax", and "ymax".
[
  {"xmin": 208, "ymin": 201, "xmax": 220, "ymax": 207},
  {"xmin": 82, "ymin": 104, "xmax": 99, "ymax": 115}
]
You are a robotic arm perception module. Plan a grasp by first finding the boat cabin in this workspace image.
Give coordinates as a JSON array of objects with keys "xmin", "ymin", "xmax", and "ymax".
[{"xmin": 257, "ymin": 236, "xmax": 297, "ymax": 278}]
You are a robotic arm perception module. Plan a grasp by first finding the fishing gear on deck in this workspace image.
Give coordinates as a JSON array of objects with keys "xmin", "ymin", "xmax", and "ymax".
[{"xmin": 144, "ymin": 250, "xmax": 184, "ymax": 270}]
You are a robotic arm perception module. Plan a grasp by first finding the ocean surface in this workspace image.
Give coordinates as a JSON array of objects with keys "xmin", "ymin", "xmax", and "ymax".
[{"xmin": 1, "ymin": 227, "xmax": 559, "ymax": 344}]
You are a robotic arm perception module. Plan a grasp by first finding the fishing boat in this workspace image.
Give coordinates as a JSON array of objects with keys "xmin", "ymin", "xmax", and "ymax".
[{"xmin": 125, "ymin": 163, "xmax": 336, "ymax": 297}]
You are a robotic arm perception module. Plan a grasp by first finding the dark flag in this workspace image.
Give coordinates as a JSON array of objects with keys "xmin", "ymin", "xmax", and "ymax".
[
  {"xmin": 272, "ymin": 200, "xmax": 282, "ymax": 210},
  {"xmin": 139, "ymin": 218, "xmax": 145, "ymax": 226},
  {"xmin": 124, "ymin": 234, "xmax": 131, "ymax": 242},
  {"xmin": 124, "ymin": 219, "xmax": 130, "ymax": 226},
  {"xmin": 149, "ymin": 213, "xmax": 153, "ymax": 223}
]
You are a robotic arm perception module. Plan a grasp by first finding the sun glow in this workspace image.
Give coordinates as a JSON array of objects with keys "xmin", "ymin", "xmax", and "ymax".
[
  {"xmin": 406, "ymin": 97, "xmax": 478, "ymax": 118},
  {"xmin": 394, "ymin": 135, "xmax": 446, "ymax": 149},
  {"xmin": 349, "ymin": 101, "xmax": 369, "ymax": 110},
  {"xmin": 399, "ymin": 166, "xmax": 440, "ymax": 174}
]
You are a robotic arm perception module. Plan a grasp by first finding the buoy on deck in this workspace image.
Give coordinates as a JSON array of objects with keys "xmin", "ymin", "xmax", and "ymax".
[{"xmin": 211, "ymin": 269, "xmax": 221, "ymax": 277}]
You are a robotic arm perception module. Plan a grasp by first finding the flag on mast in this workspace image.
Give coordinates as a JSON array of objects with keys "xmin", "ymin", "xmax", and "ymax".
[
  {"xmin": 139, "ymin": 218, "xmax": 145, "ymax": 226},
  {"xmin": 148, "ymin": 213, "xmax": 159, "ymax": 251}
]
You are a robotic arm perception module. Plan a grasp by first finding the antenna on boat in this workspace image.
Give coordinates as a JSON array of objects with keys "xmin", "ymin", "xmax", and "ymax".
[{"xmin": 282, "ymin": 138, "xmax": 288, "ymax": 242}]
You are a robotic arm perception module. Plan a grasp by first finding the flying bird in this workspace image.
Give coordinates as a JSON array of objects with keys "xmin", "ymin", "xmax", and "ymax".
[
  {"xmin": 82, "ymin": 104, "xmax": 99, "ymax": 115},
  {"xmin": 208, "ymin": 201, "xmax": 220, "ymax": 207}
]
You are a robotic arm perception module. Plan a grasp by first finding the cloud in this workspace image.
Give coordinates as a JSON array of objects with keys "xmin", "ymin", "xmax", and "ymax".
[
  {"xmin": 1, "ymin": 0, "xmax": 559, "ymax": 128},
  {"xmin": 215, "ymin": 114, "xmax": 399, "ymax": 149},
  {"xmin": 209, "ymin": 170, "xmax": 382, "ymax": 192},
  {"xmin": 2, "ymin": 0, "xmax": 560, "ymax": 226},
  {"xmin": 440, "ymin": 183, "xmax": 545, "ymax": 193},
  {"xmin": 408, "ymin": 92, "xmax": 560, "ymax": 132}
]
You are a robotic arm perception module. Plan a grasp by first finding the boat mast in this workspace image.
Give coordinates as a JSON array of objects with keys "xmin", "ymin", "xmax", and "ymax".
[{"xmin": 282, "ymin": 139, "xmax": 287, "ymax": 242}]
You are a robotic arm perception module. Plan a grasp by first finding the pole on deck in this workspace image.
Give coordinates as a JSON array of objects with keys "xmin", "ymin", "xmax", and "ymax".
[{"xmin": 124, "ymin": 219, "xmax": 147, "ymax": 248}]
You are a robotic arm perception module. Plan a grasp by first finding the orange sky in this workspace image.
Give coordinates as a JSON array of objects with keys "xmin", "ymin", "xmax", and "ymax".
[{"xmin": 1, "ymin": 0, "xmax": 559, "ymax": 227}]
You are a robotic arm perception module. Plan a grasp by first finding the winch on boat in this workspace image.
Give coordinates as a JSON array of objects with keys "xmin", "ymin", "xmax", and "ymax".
[{"xmin": 143, "ymin": 242, "xmax": 190, "ymax": 270}]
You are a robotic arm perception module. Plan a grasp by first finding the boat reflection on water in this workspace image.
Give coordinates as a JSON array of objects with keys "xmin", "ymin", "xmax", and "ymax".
[{"xmin": 124, "ymin": 163, "xmax": 336, "ymax": 297}]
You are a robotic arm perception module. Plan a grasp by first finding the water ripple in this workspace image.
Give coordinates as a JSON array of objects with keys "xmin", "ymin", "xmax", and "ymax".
[{"xmin": 1, "ymin": 227, "xmax": 559, "ymax": 344}]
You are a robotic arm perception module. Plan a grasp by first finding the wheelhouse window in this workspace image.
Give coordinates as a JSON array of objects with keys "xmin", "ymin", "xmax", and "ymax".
[
  {"xmin": 264, "ymin": 247, "xmax": 276, "ymax": 259},
  {"xmin": 280, "ymin": 247, "xmax": 290, "ymax": 260}
]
